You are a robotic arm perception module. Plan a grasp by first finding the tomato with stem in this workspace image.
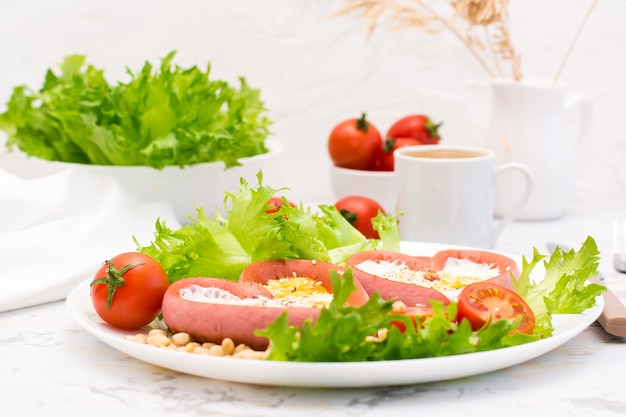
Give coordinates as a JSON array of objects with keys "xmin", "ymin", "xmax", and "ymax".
[
  {"xmin": 90, "ymin": 252, "xmax": 169, "ymax": 330},
  {"xmin": 377, "ymin": 137, "xmax": 421, "ymax": 171},
  {"xmin": 386, "ymin": 114, "xmax": 442, "ymax": 145},
  {"xmin": 328, "ymin": 113, "xmax": 383, "ymax": 170},
  {"xmin": 335, "ymin": 195, "xmax": 385, "ymax": 239}
]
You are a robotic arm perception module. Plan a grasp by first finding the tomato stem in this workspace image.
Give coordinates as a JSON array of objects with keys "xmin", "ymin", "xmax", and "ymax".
[
  {"xmin": 356, "ymin": 113, "xmax": 370, "ymax": 132},
  {"xmin": 382, "ymin": 138, "xmax": 397, "ymax": 153},
  {"xmin": 339, "ymin": 208, "xmax": 358, "ymax": 226},
  {"xmin": 425, "ymin": 118, "xmax": 442, "ymax": 139},
  {"xmin": 90, "ymin": 261, "xmax": 144, "ymax": 310}
]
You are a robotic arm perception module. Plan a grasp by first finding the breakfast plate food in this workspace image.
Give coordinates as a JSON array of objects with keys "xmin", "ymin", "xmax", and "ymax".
[{"xmin": 66, "ymin": 241, "xmax": 603, "ymax": 388}]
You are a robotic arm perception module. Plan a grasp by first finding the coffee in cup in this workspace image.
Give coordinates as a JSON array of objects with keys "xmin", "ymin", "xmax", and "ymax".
[{"xmin": 394, "ymin": 145, "xmax": 534, "ymax": 248}]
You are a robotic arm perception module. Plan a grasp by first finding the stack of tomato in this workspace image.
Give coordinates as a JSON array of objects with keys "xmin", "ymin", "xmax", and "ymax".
[{"xmin": 328, "ymin": 113, "xmax": 442, "ymax": 171}]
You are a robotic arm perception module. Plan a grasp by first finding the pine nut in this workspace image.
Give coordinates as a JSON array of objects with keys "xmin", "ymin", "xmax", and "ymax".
[
  {"xmin": 234, "ymin": 343, "xmax": 248, "ymax": 353},
  {"xmin": 124, "ymin": 329, "xmax": 268, "ymax": 359},
  {"xmin": 171, "ymin": 332, "xmax": 191, "ymax": 346},
  {"xmin": 183, "ymin": 342, "xmax": 201, "ymax": 352},
  {"xmin": 193, "ymin": 346, "xmax": 211, "ymax": 355},
  {"xmin": 148, "ymin": 333, "xmax": 171, "ymax": 347},
  {"xmin": 148, "ymin": 328, "xmax": 168, "ymax": 337},
  {"xmin": 221, "ymin": 338, "xmax": 235, "ymax": 355},
  {"xmin": 208, "ymin": 345, "xmax": 224, "ymax": 356}
]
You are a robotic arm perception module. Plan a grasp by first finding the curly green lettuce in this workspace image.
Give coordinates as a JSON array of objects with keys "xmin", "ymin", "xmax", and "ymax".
[
  {"xmin": 135, "ymin": 172, "xmax": 400, "ymax": 283},
  {"xmin": 513, "ymin": 236, "xmax": 605, "ymax": 337},
  {"xmin": 0, "ymin": 51, "xmax": 272, "ymax": 168}
]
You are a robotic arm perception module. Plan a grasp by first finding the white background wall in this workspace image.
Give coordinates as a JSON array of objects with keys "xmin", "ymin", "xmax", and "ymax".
[{"xmin": 1, "ymin": 0, "xmax": 625, "ymax": 214}]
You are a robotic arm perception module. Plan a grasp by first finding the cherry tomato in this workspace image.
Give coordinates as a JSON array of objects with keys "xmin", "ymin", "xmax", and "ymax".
[
  {"xmin": 266, "ymin": 196, "xmax": 295, "ymax": 214},
  {"xmin": 328, "ymin": 113, "xmax": 383, "ymax": 170},
  {"xmin": 335, "ymin": 195, "xmax": 385, "ymax": 239},
  {"xmin": 390, "ymin": 304, "xmax": 436, "ymax": 332},
  {"xmin": 457, "ymin": 282, "xmax": 535, "ymax": 334},
  {"xmin": 390, "ymin": 303, "xmax": 458, "ymax": 332},
  {"xmin": 386, "ymin": 114, "xmax": 442, "ymax": 145},
  {"xmin": 90, "ymin": 252, "xmax": 169, "ymax": 330},
  {"xmin": 377, "ymin": 137, "xmax": 421, "ymax": 171}
]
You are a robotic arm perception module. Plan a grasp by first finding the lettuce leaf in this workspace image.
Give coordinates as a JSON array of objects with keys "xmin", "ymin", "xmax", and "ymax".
[
  {"xmin": 513, "ymin": 236, "xmax": 605, "ymax": 337},
  {"xmin": 0, "ymin": 51, "xmax": 272, "ymax": 168},
  {"xmin": 135, "ymin": 172, "xmax": 399, "ymax": 283}
]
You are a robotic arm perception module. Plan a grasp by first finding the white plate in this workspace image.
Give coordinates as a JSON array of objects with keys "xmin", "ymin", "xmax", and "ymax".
[{"xmin": 66, "ymin": 241, "xmax": 603, "ymax": 388}]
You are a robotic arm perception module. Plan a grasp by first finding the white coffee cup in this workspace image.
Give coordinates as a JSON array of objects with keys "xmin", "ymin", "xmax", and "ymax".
[{"xmin": 394, "ymin": 145, "xmax": 534, "ymax": 249}]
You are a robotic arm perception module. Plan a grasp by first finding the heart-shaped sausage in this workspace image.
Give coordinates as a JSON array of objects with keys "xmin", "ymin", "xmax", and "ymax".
[
  {"xmin": 162, "ymin": 259, "xmax": 369, "ymax": 350},
  {"xmin": 238, "ymin": 259, "xmax": 369, "ymax": 307},
  {"xmin": 347, "ymin": 249, "xmax": 519, "ymax": 306}
]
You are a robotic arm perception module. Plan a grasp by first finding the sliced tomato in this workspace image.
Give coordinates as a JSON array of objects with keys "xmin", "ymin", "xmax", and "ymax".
[
  {"xmin": 390, "ymin": 304, "xmax": 436, "ymax": 332},
  {"xmin": 457, "ymin": 282, "xmax": 535, "ymax": 334}
]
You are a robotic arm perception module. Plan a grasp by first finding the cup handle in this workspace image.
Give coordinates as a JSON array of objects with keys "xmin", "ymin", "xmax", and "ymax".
[
  {"xmin": 492, "ymin": 163, "xmax": 535, "ymax": 238},
  {"xmin": 565, "ymin": 93, "xmax": 592, "ymax": 149}
]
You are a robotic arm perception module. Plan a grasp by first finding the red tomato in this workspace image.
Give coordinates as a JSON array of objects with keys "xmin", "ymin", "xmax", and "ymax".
[
  {"xmin": 457, "ymin": 282, "xmax": 535, "ymax": 334},
  {"xmin": 266, "ymin": 196, "xmax": 295, "ymax": 214},
  {"xmin": 377, "ymin": 137, "xmax": 421, "ymax": 171},
  {"xmin": 386, "ymin": 114, "xmax": 442, "ymax": 145},
  {"xmin": 328, "ymin": 113, "xmax": 383, "ymax": 170},
  {"xmin": 390, "ymin": 304, "xmax": 436, "ymax": 332},
  {"xmin": 335, "ymin": 195, "xmax": 385, "ymax": 239},
  {"xmin": 90, "ymin": 252, "xmax": 169, "ymax": 330}
]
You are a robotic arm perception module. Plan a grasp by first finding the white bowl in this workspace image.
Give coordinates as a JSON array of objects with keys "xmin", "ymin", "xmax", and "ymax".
[
  {"xmin": 31, "ymin": 139, "xmax": 283, "ymax": 224},
  {"xmin": 330, "ymin": 166, "xmax": 396, "ymax": 213}
]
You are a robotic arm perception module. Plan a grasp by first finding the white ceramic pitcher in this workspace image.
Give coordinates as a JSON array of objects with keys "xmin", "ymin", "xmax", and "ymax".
[{"xmin": 484, "ymin": 80, "xmax": 591, "ymax": 220}]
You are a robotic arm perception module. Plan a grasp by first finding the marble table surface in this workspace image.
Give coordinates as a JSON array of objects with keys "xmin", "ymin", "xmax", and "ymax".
[{"xmin": 2, "ymin": 209, "xmax": 626, "ymax": 416}]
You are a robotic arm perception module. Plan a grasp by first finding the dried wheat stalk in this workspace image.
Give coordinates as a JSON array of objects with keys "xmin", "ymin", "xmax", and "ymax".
[
  {"xmin": 334, "ymin": 0, "xmax": 522, "ymax": 81},
  {"xmin": 334, "ymin": 0, "xmax": 607, "ymax": 83},
  {"xmin": 552, "ymin": 0, "xmax": 598, "ymax": 85}
]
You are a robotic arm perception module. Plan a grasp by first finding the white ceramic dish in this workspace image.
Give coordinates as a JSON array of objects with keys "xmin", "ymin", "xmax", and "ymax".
[
  {"xmin": 66, "ymin": 241, "xmax": 602, "ymax": 388},
  {"xmin": 31, "ymin": 139, "xmax": 283, "ymax": 224}
]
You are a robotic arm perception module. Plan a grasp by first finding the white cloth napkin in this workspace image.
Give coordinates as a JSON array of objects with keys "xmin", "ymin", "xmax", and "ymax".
[{"xmin": 0, "ymin": 167, "xmax": 180, "ymax": 312}]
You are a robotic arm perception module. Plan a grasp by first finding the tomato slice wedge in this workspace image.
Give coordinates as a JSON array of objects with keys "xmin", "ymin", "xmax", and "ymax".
[
  {"xmin": 389, "ymin": 304, "xmax": 436, "ymax": 333},
  {"xmin": 457, "ymin": 282, "xmax": 535, "ymax": 334}
]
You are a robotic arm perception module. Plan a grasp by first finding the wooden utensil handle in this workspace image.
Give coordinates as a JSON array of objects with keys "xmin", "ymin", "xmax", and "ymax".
[{"xmin": 590, "ymin": 276, "xmax": 626, "ymax": 337}]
